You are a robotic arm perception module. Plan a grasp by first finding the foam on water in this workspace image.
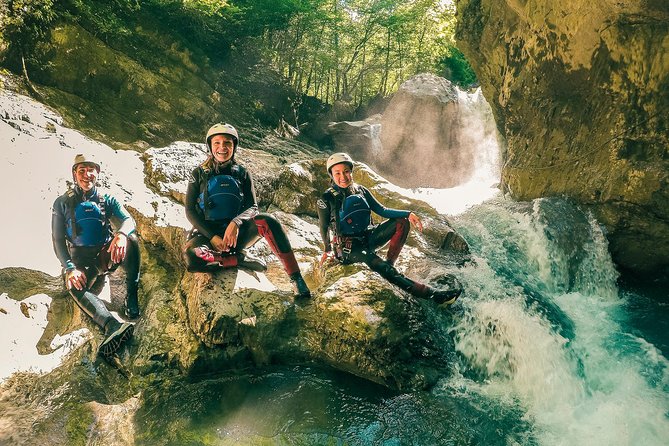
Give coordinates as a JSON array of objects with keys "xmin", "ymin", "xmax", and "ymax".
[{"xmin": 445, "ymin": 198, "xmax": 669, "ymax": 445}]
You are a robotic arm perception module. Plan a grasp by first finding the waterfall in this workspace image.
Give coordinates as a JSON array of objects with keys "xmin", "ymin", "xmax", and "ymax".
[{"xmin": 444, "ymin": 197, "xmax": 669, "ymax": 446}]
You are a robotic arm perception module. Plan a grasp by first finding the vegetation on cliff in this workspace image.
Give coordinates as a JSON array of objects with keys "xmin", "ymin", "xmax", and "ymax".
[{"xmin": 0, "ymin": 0, "xmax": 476, "ymax": 119}]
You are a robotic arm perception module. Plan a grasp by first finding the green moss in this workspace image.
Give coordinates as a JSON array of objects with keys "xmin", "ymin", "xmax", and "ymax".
[{"xmin": 65, "ymin": 403, "xmax": 95, "ymax": 446}]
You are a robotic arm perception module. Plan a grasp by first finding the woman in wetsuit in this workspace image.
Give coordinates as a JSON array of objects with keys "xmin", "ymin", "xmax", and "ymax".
[
  {"xmin": 317, "ymin": 153, "xmax": 461, "ymax": 305},
  {"xmin": 182, "ymin": 123, "xmax": 310, "ymax": 299}
]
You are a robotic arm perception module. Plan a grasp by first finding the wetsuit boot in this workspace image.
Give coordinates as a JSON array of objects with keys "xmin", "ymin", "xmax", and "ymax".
[
  {"xmin": 69, "ymin": 288, "xmax": 134, "ymax": 355},
  {"xmin": 428, "ymin": 275, "xmax": 463, "ymax": 305},
  {"xmin": 194, "ymin": 246, "xmax": 267, "ymax": 272},
  {"xmin": 289, "ymin": 272, "xmax": 311, "ymax": 299},
  {"xmin": 429, "ymin": 288, "xmax": 461, "ymax": 305},
  {"xmin": 99, "ymin": 318, "xmax": 134, "ymax": 357},
  {"xmin": 125, "ymin": 281, "xmax": 140, "ymax": 320}
]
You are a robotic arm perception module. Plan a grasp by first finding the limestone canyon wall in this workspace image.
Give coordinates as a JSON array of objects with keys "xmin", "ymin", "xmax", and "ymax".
[{"xmin": 456, "ymin": 0, "xmax": 669, "ymax": 278}]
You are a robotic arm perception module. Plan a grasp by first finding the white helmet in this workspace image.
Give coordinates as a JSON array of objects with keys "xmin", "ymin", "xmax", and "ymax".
[
  {"xmin": 326, "ymin": 152, "xmax": 354, "ymax": 174},
  {"xmin": 206, "ymin": 123, "xmax": 239, "ymax": 150},
  {"xmin": 72, "ymin": 153, "xmax": 100, "ymax": 172}
]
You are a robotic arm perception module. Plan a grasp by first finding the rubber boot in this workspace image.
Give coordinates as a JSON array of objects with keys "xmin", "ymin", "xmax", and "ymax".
[
  {"xmin": 290, "ymin": 272, "xmax": 311, "ymax": 299},
  {"xmin": 99, "ymin": 318, "xmax": 134, "ymax": 357},
  {"xmin": 125, "ymin": 281, "xmax": 140, "ymax": 320},
  {"xmin": 70, "ymin": 288, "xmax": 114, "ymax": 328}
]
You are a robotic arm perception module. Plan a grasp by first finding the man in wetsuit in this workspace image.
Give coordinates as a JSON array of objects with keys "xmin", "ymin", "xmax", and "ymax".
[
  {"xmin": 183, "ymin": 123, "xmax": 311, "ymax": 299},
  {"xmin": 51, "ymin": 154, "xmax": 140, "ymax": 357},
  {"xmin": 317, "ymin": 153, "xmax": 461, "ymax": 305}
]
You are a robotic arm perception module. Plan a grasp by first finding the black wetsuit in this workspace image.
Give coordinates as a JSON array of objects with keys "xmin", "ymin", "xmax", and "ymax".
[
  {"xmin": 317, "ymin": 183, "xmax": 434, "ymax": 298},
  {"xmin": 183, "ymin": 160, "xmax": 300, "ymax": 276},
  {"xmin": 51, "ymin": 186, "xmax": 141, "ymax": 328}
]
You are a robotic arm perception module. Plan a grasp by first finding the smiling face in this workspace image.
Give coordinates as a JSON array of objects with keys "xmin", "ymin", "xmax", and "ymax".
[
  {"xmin": 209, "ymin": 134, "xmax": 236, "ymax": 163},
  {"xmin": 73, "ymin": 163, "xmax": 99, "ymax": 192},
  {"xmin": 330, "ymin": 163, "xmax": 353, "ymax": 188}
]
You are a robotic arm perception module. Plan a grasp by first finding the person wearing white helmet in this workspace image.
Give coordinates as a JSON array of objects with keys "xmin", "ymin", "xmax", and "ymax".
[
  {"xmin": 51, "ymin": 154, "xmax": 140, "ymax": 358},
  {"xmin": 317, "ymin": 153, "xmax": 462, "ymax": 305},
  {"xmin": 183, "ymin": 123, "xmax": 311, "ymax": 299}
]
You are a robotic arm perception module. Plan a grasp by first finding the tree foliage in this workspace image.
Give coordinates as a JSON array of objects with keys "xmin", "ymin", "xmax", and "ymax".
[
  {"xmin": 262, "ymin": 0, "xmax": 476, "ymax": 106},
  {"xmin": 0, "ymin": 0, "xmax": 476, "ymax": 104},
  {"xmin": 0, "ymin": 0, "xmax": 57, "ymax": 56}
]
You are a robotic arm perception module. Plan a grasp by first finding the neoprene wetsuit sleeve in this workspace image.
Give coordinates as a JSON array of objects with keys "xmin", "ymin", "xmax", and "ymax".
[
  {"xmin": 362, "ymin": 186, "xmax": 411, "ymax": 219},
  {"xmin": 317, "ymin": 194, "xmax": 332, "ymax": 252},
  {"xmin": 231, "ymin": 168, "xmax": 259, "ymax": 227},
  {"xmin": 185, "ymin": 167, "xmax": 218, "ymax": 240},
  {"xmin": 106, "ymin": 194, "xmax": 136, "ymax": 236},
  {"xmin": 51, "ymin": 195, "xmax": 75, "ymax": 271}
]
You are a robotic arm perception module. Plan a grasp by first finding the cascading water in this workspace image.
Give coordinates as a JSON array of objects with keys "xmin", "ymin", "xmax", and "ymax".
[{"xmin": 445, "ymin": 197, "xmax": 669, "ymax": 445}]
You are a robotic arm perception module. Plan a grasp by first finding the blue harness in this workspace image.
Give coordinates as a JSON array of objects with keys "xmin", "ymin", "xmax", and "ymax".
[
  {"xmin": 66, "ymin": 191, "xmax": 109, "ymax": 247},
  {"xmin": 198, "ymin": 166, "xmax": 244, "ymax": 221}
]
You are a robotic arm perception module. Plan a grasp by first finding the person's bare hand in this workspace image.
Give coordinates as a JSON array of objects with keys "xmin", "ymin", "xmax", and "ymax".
[
  {"xmin": 408, "ymin": 212, "xmax": 423, "ymax": 232},
  {"xmin": 221, "ymin": 222, "xmax": 239, "ymax": 252},
  {"xmin": 66, "ymin": 269, "xmax": 87, "ymax": 291},
  {"xmin": 210, "ymin": 235, "xmax": 227, "ymax": 252},
  {"xmin": 108, "ymin": 232, "xmax": 128, "ymax": 263}
]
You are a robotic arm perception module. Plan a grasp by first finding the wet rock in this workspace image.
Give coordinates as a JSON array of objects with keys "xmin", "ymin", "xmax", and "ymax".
[
  {"xmin": 378, "ymin": 73, "xmax": 478, "ymax": 188},
  {"xmin": 0, "ymin": 267, "xmax": 64, "ymax": 300},
  {"xmin": 326, "ymin": 114, "xmax": 382, "ymax": 160},
  {"xmin": 456, "ymin": 0, "xmax": 669, "ymax": 279},
  {"xmin": 179, "ymin": 264, "xmax": 454, "ymax": 390}
]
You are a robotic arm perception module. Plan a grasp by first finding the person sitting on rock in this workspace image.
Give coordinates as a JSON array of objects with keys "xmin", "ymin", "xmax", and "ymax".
[
  {"xmin": 183, "ymin": 123, "xmax": 311, "ymax": 299},
  {"xmin": 317, "ymin": 153, "xmax": 462, "ymax": 305},
  {"xmin": 51, "ymin": 154, "xmax": 140, "ymax": 358}
]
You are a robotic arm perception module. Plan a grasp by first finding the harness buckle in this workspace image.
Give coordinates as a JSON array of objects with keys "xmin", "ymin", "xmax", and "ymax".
[{"xmin": 341, "ymin": 237, "xmax": 353, "ymax": 256}]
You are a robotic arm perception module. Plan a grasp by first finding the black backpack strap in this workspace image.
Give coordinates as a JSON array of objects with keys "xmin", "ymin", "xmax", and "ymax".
[
  {"xmin": 231, "ymin": 164, "xmax": 243, "ymax": 179},
  {"xmin": 231, "ymin": 164, "xmax": 245, "ymax": 201},
  {"xmin": 66, "ymin": 189, "xmax": 78, "ymax": 240},
  {"xmin": 96, "ymin": 191, "xmax": 106, "ymax": 221},
  {"xmin": 325, "ymin": 187, "xmax": 344, "ymax": 238},
  {"xmin": 96, "ymin": 191, "xmax": 110, "ymax": 235},
  {"xmin": 198, "ymin": 166, "xmax": 211, "ymax": 220}
]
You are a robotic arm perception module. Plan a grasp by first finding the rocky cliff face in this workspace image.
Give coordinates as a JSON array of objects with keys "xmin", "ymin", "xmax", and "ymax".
[
  {"xmin": 4, "ymin": 20, "xmax": 324, "ymax": 154},
  {"xmin": 455, "ymin": 0, "xmax": 669, "ymax": 278}
]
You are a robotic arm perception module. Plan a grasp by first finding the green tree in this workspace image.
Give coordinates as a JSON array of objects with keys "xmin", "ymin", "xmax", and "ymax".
[
  {"xmin": 0, "ymin": 0, "xmax": 57, "ymax": 91},
  {"xmin": 264, "ymin": 0, "xmax": 473, "ymax": 106}
]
